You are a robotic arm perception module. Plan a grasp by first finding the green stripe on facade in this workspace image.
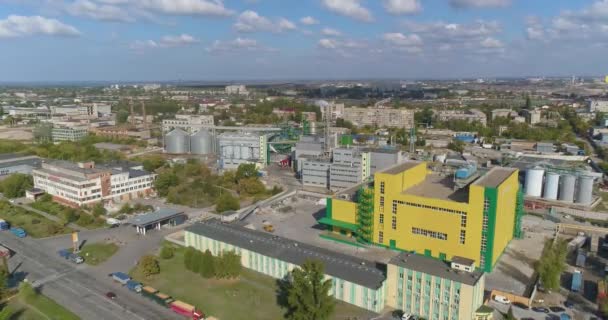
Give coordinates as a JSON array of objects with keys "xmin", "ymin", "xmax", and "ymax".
[
  {"xmin": 326, "ymin": 197, "xmax": 332, "ymax": 219},
  {"xmin": 484, "ymin": 187, "xmax": 498, "ymax": 273}
]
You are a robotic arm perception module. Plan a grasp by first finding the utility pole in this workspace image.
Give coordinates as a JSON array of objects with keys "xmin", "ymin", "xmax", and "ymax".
[{"xmin": 129, "ymin": 98, "xmax": 135, "ymax": 126}]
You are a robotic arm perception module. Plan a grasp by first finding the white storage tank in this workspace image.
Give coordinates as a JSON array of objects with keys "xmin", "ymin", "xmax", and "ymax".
[
  {"xmin": 543, "ymin": 172, "xmax": 560, "ymax": 200},
  {"xmin": 559, "ymin": 175, "xmax": 576, "ymax": 203},
  {"xmin": 525, "ymin": 167, "xmax": 544, "ymax": 197},
  {"xmin": 576, "ymin": 175, "xmax": 594, "ymax": 205},
  {"xmin": 190, "ymin": 130, "xmax": 214, "ymax": 155},
  {"xmin": 165, "ymin": 128, "xmax": 190, "ymax": 154}
]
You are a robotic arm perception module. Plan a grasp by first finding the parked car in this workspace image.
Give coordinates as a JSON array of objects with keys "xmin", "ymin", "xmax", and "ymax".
[
  {"xmin": 532, "ymin": 306, "xmax": 550, "ymax": 313},
  {"xmin": 549, "ymin": 306, "xmax": 565, "ymax": 313},
  {"xmin": 513, "ymin": 302, "xmax": 529, "ymax": 310},
  {"xmin": 105, "ymin": 292, "xmax": 116, "ymax": 300},
  {"xmin": 493, "ymin": 295, "xmax": 511, "ymax": 304},
  {"xmin": 563, "ymin": 300, "xmax": 574, "ymax": 308}
]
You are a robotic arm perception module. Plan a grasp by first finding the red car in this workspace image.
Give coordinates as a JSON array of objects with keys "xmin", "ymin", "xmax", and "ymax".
[{"xmin": 106, "ymin": 292, "xmax": 116, "ymax": 300}]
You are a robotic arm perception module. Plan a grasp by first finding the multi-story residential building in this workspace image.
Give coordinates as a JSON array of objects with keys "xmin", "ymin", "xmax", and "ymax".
[
  {"xmin": 323, "ymin": 161, "xmax": 522, "ymax": 272},
  {"xmin": 318, "ymin": 101, "xmax": 345, "ymax": 121},
  {"xmin": 386, "ymin": 253, "xmax": 485, "ymax": 320},
  {"xmin": 490, "ymin": 109, "xmax": 517, "ymax": 120},
  {"xmin": 343, "ymin": 107, "xmax": 414, "ymax": 129},
  {"xmin": 225, "ymin": 85, "xmax": 248, "ymax": 95},
  {"xmin": 588, "ymin": 100, "xmax": 608, "ymax": 113},
  {"xmin": 184, "ymin": 219, "xmax": 387, "ymax": 313},
  {"xmin": 32, "ymin": 160, "xmax": 155, "ymax": 207},
  {"xmin": 522, "ymin": 109, "xmax": 542, "ymax": 124},
  {"xmin": 52, "ymin": 125, "xmax": 88, "ymax": 142},
  {"xmin": 436, "ymin": 109, "xmax": 487, "ymax": 127},
  {"xmin": 217, "ymin": 132, "xmax": 267, "ymax": 169}
]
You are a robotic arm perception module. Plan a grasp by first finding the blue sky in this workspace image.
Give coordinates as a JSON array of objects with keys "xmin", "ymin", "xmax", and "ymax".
[{"xmin": 0, "ymin": 0, "xmax": 606, "ymax": 81}]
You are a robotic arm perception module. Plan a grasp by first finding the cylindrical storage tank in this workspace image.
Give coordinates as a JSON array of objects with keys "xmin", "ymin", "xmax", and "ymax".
[
  {"xmin": 190, "ymin": 130, "xmax": 213, "ymax": 155},
  {"xmin": 559, "ymin": 175, "xmax": 576, "ymax": 203},
  {"xmin": 576, "ymin": 176, "xmax": 594, "ymax": 205},
  {"xmin": 165, "ymin": 128, "xmax": 190, "ymax": 154},
  {"xmin": 543, "ymin": 172, "xmax": 560, "ymax": 200},
  {"xmin": 525, "ymin": 167, "xmax": 544, "ymax": 197}
]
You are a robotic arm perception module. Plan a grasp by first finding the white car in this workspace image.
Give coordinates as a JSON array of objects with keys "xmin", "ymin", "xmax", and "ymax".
[
  {"xmin": 493, "ymin": 295, "xmax": 511, "ymax": 304},
  {"xmin": 402, "ymin": 314, "xmax": 417, "ymax": 320}
]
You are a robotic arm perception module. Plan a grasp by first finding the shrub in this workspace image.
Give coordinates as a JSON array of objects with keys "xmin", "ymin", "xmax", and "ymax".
[{"xmin": 159, "ymin": 246, "xmax": 174, "ymax": 259}]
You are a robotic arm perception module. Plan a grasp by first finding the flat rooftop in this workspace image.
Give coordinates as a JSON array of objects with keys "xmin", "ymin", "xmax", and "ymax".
[
  {"xmin": 404, "ymin": 174, "xmax": 469, "ymax": 203},
  {"xmin": 389, "ymin": 252, "xmax": 483, "ymax": 286},
  {"xmin": 186, "ymin": 219, "xmax": 386, "ymax": 289},
  {"xmin": 128, "ymin": 208, "xmax": 184, "ymax": 227},
  {"xmin": 380, "ymin": 161, "xmax": 421, "ymax": 175},
  {"xmin": 473, "ymin": 167, "xmax": 517, "ymax": 188}
]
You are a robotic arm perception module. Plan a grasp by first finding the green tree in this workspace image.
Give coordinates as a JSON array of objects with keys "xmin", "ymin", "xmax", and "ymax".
[
  {"xmin": 286, "ymin": 260, "xmax": 335, "ymax": 320},
  {"xmin": 215, "ymin": 250, "xmax": 241, "ymax": 279},
  {"xmin": 0, "ymin": 173, "xmax": 33, "ymax": 198},
  {"xmin": 238, "ymin": 177, "xmax": 266, "ymax": 196},
  {"xmin": 536, "ymin": 239, "xmax": 567, "ymax": 291},
  {"xmin": 184, "ymin": 247, "xmax": 196, "ymax": 271},
  {"xmin": 447, "ymin": 139, "xmax": 465, "ymax": 153},
  {"xmin": 141, "ymin": 155, "xmax": 166, "ymax": 172},
  {"xmin": 91, "ymin": 203, "xmax": 106, "ymax": 217},
  {"xmin": 215, "ymin": 192, "xmax": 240, "ymax": 213},
  {"xmin": 160, "ymin": 246, "xmax": 174, "ymax": 259},
  {"xmin": 191, "ymin": 250, "xmax": 203, "ymax": 273},
  {"xmin": 116, "ymin": 110, "xmax": 130, "ymax": 124},
  {"xmin": 137, "ymin": 255, "xmax": 160, "ymax": 277},
  {"xmin": 154, "ymin": 171, "xmax": 178, "ymax": 197},
  {"xmin": 236, "ymin": 163, "xmax": 259, "ymax": 181},
  {"xmin": 200, "ymin": 250, "xmax": 215, "ymax": 278}
]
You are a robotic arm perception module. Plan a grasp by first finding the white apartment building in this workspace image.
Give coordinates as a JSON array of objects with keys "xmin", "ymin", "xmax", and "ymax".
[
  {"xmin": 342, "ymin": 106, "xmax": 414, "ymax": 129},
  {"xmin": 33, "ymin": 160, "xmax": 155, "ymax": 207},
  {"xmin": 588, "ymin": 100, "xmax": 608, "ymax": 113},
  {"xmin": 162, "ymin": 114, "xmax": 215, "ymax": 133},
  {"xmin": 225, "ymin": 85, "xmax": 248, "ymax": 95},
  {"xmin": 436, "ymin": 109, "xmax": 487, "ymax": 127}
]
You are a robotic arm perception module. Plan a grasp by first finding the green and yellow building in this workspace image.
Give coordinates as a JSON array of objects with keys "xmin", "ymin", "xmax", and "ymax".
[{"xmin": 322, "ymin": 161, "xmax": 523, "ymax": 272}]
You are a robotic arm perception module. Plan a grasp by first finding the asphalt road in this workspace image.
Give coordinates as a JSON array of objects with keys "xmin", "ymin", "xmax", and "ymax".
[{"xmin": 0, "ymin": 231, "xmax": 177, "ymax": 320}]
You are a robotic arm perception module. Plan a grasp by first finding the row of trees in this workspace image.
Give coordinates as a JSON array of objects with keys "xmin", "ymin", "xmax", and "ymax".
[
  {"xmin": 0, "ymin": 173, "xmax": 32, "ymax": 198},
  {"xmin": 183, "ymin": 247, "xmax": 242, "ymax": 279},
  {"xmin": 535, "ymin": 239, "xmax": 567, "ymax": 291}
]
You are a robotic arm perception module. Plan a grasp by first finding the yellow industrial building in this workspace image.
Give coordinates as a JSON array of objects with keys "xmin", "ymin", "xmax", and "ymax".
[{"xmin": 321, "ymin": 161, "xmax": 522, "ymax": 272}]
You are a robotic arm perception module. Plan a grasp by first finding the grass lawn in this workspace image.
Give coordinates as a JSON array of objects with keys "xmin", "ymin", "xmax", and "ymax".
[
  {"xmin": 1, "ymin": 289, "xmax": 80, "ymax": 320},
  {"xmin": 30, "ymin": 199, "xmax": 106, "ymax": 230},
  {"xmin": 77, "ymin": 242, "xmax": 119, "ymax": 266},
  {"xmin": 130, "ymin": 247, "xmax": 373, "ymax": 320},
  {"xmin": 0, "ymin": 201, "xmax": 72, "ymax": 238}
]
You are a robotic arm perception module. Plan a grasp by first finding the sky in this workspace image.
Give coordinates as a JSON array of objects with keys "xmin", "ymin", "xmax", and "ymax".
[{"xmin": 0, "ymin": 0, "xmax": 607, "ymax": 82}]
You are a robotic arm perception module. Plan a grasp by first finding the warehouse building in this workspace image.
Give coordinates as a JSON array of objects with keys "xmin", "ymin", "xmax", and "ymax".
[
  {"xmin": 51, "ymin": 125, "xmax": 88, "ymax": 142},
  {"xmin": 218, "ymin": 132, "xmax": 268, "ymax": 169},
  {"xmin": 300, "ymin": 156, "xmax": 331, "ymax": 188},
  {"xmin": 33, "ymin": 160, "xmax": 155, "ymax": 207},
  {"xmin": 185, "ymin": 219, "xmax": 387, "ymax": 313},
  {"xmin": 0, "ymin": 154, "xmax": 42, "ymax": 178},
  {"xmin": 322, "ymin": 161, "xmax": 522, "ymax": 272}
]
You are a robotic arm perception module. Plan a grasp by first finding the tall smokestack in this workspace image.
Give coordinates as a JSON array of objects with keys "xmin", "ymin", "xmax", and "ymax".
[{"xmin": 141, "ymin": 101, "xmax": 147, "ymax": 129}]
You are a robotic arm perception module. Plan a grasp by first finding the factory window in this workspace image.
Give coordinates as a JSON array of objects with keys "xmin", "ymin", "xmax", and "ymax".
[
  {"xmin": 380, "ymin": 182, "xmax": 385, "ymax": 194},
  {"xmin": 483, "ymin": 198, "xmax": 490, "ymax": 211},
  {"xmin": 379, "ymin": 196, "xmax": 384, "ymax": 208},
  {"xmin": 412, "ymin": 227, "xmax": 447, "ymax": 240},
  {"xmin": 378, "ymin": 231, "xmax": 384, "ymax": 243},
  {"xmin": 460, "ymin": 216, "xmax": 467, "ymax": 228},
  {"xmin": 459, "ymin": 230, "xmax": 466, "ymax": 244},
  {"xmin": 392, "ymin": 201, "xmax": 398, "ymax": 214},
  {"xmin": 392, "ymin": 216, "xmax": 397, "ymax": 230},
  {"xmin": 379, "ymin": 214, "xmax": 384, "ymax": 224}
]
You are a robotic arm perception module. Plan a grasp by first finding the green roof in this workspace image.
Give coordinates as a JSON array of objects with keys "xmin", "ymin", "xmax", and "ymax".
[
  {"xmin": 318, "ymin": 217, "xmax": 359, "ymax": 232},
  {"xmin": 475, "ymin": 305, "xmax": 494, "ymax": 314}
]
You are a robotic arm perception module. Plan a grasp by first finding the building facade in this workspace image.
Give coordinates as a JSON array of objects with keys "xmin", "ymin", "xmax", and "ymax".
[
  {"xmin": 436, "ymin": 109, "xmax": 487, "ymax": 127},
  {"xmin": 588, "ymin": 100, "xmax": 608, "ymax": 113},
  {"xmin": 184, "ymin": 220, "xmax": 387, "ymax": 313},
  {"xmin": 342, "ymin": 107, "xmax": 414, "ymax": 129},
  {"xmin": 225, "ymin": 85, "xmax": 248, "ymax": 95},
  {"xmin": 52, "ymin": 125, "xmax": 88, "ymax": 142},
  {"xmin": 323, "ymin": 162, "xmax": 522, "ymax": 272},
  {"xmin": 301, "ymin": 157, "xmax": 331, "ymax": 188},
  {"xmin": 162, "ymin": 115, "xmax": 215, "ymax": 133},
  {"xmin": 522, "ymin": 109, "xmax": 542, "ymax": 125},
  {"xmin": 33, "ymin": 160, "xmax": 155, "ymax": 207},
  {"xmin": 217, "ymin": 133, "xmax": 267, "ymax": 169}
]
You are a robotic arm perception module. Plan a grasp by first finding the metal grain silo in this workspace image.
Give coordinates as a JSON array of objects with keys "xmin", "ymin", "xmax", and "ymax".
[
  {"xmin": 543, "ymin": 172, "xmax": 560, "ymax": 200},
  {"xmin": 165, "ymin": 128, "xmax": 190, "ymax": 154},
  {"xmin": 576, "ymin": 175, "xmax": 594, "ymax": 205},
  {"xmin": 525, "ymin": 167, "xmax": 544, "ymax": 197},
  {"xmin": 559, "ymin": 174, "xmax": 576, "ymax": 203},
  {"xmin": 190, "ymin": 130, "xmax": 214, "ymax": 155}
]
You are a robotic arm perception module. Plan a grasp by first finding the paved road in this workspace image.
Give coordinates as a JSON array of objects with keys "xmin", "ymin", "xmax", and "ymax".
[{"xmin": 0, "ymin": 232, "xmax": 177, "ymax": 320}]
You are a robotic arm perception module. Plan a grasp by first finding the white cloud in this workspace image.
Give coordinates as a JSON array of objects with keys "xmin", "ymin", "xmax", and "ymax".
[
  {"xmin": 449, "ymin": 0, "xmax": 511, "ymax": 8},
  {"xmin": 480, "ymin": 37, "xmax": 503, "ymax": 48},
  {"xmin": 321, "ymin": 0, "xmax": 373, "ymax": 22},
  {"xmin": 321, "ymin": 27, "xmax": 341, "ymax": 36},
  {"xmin": 206, "ymin": 37, "xmax": 275, "ymax": 53},
  {"xmin": 234, "ymin": 10, "xmax": 296, "ymax": 32},
  {"xmin": 136, "ymin": 0, "xmax": 234, "ymax": 16},
  {"xmin": 383, "ymin": 0, "xmax": 421, "ymax": 15},
  {"xmin": 318, "ymin": 38, "xmax": 337, "ymax": 49},
  {"xmin": 382, "ymin": 32, "xmax": 422, "ymax": 46},
  {"xmin": 0, "ymin": 15, "xmax": 80, "ymax": 38},
  {"xmin": 130, "ymin": 33, "xmax": 199, "ymax": 51},
  {"xmin": 300, "ymin": 16, "xmax": 319, "ymax": 25},
  {"xmin": 66, "ymin": 0, "xmax": 133, "ymax": 22}
]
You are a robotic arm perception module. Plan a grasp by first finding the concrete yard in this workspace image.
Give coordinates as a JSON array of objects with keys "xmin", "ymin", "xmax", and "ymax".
[{"xmin": 243, "ymin": 195, "xmax": 399, "ymax": 264}]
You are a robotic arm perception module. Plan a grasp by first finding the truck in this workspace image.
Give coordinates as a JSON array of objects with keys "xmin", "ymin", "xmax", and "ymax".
[
  {"xmin": 10, "ymin": 228, "xmax": 26, "ymax": 238},
  {"xmin": 58, "ymin": 249, "xmax": 84, "ymax": 264},
  {"xmin": 170, "ymin": 300, "xmax": 204, "ymax": 320},
  {"xmin": 0, "ymin": 245, "xmax": 11, "ymax": 258},
  {"xmin": 0, "ymin": 219, "xmax": 9, "ymax": 231},
  {"xmin": 110, "ymin": 272, "xmax": 131, "ymax": 285},
  {"xmin": 153, "ymin": 292, "xmax": 174, "ymax": 307},
  {"xmin": 576, "ymin": 250, "xmax": 587, "ymax": 267},
  {"xmin": 571, "ymin": 269, "xmax": 582, "ymax": 292},
  {"xmin": 126, "ymin": 280, "xmax": 143, "ymax": 293}
]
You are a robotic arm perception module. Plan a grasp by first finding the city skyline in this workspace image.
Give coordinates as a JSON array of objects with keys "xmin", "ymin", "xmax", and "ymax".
[{"xmin": 0, "ymin": 0, "xmax": 607, "ymax": 81}]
